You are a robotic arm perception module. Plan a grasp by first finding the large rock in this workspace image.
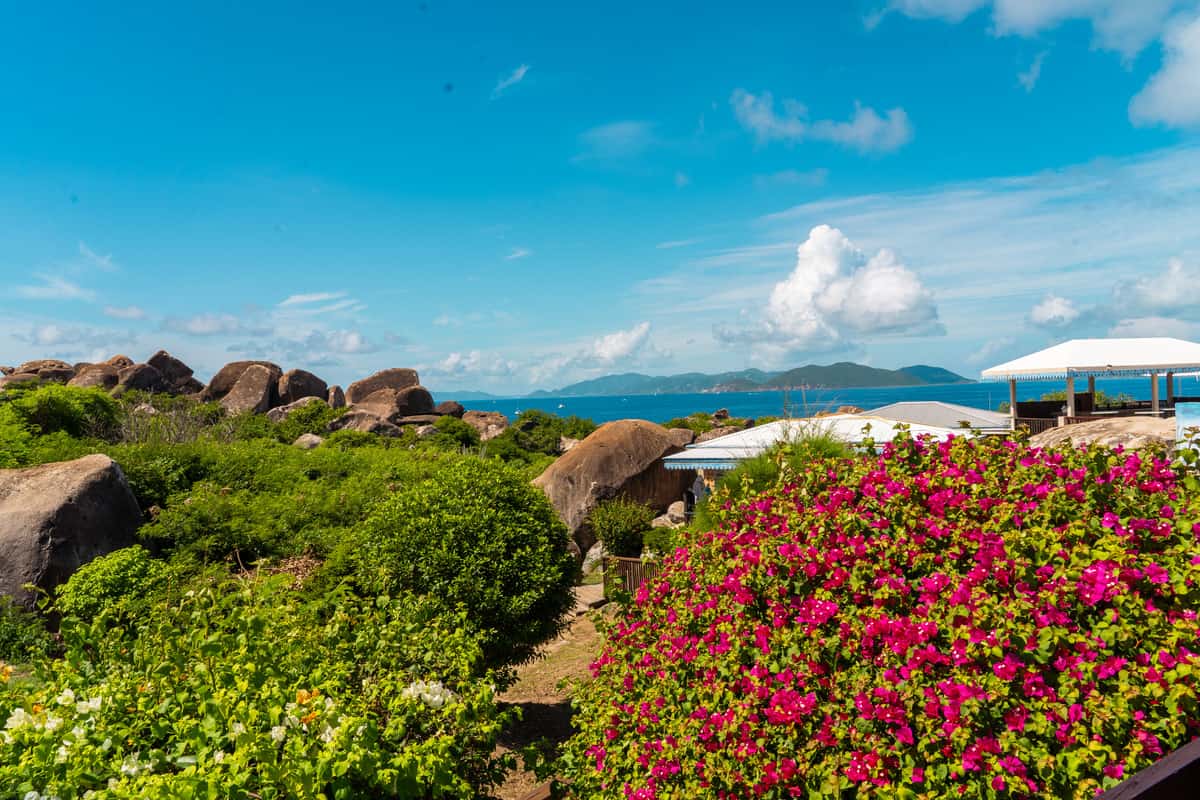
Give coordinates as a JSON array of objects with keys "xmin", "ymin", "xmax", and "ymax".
[
  {"xmin": 435, "ymin": 400, "xmax": 465, "ymax": 418},
  {"xmin": 147, "ymin": 350, "xmax": 195, "ymax": 392},
  {"xmin": 205, "ymin": 361, "xmax": 282, "ymax": 401},
  {"xmin": 1029, "ymin": 417, "xmax": 1177, "ymax": 451},
  {"xmin": 0, "ymin": 454, "xmax": 141, "ymax": 608},
  {"xmin": 278, "ymin": 369, "xmax": 328, "ymax": 405},
  {"xmin": 667, "ymin": 428, "xmax": 696, "ymax": 448},
  {"xmin": 293, "ymin": 433, "xmax": 324, "ymax": 450},
  {"xmin": 352, "ymin": 386, "xmax": 435, "ymax": 423},
  {"xmin": 105, "ymin": 355, "xmax": 135, "ymax": 370},
  {"xmin": 220, "ymin": 364, "xmax": 277, "ymax": 415},
  {"xmin": 346, "ymin": 368, "xmax": 419, "ymax": 405},
  {"xmin": 68, "ymin": 364, "xmax": 119, "ymax": 391},
  {"xmin": 697, "ymin": 425, "xmax": 744, "ymax": 443},
  {"xmin": 15, "ymin": 359, "xmax": 72, "ymax": 375},
  {"xmin": 0, "ymin": 366, "xmax": 13, "ymax": 376},
  {"xmin": 327, "ymin": 385, "xmax": 346, "ymax": 409},
  {"xmin": 532, "ymin": 419, "xmax": 693, "ymax": 556},
  {"xmin": 0, "ymin": 373, "xmax": 40, "ymax": 391},
  {"xmin": 327, "ymin": 410, "xmax": 403, "ymax": 437},
  {"xmin": 396, "ymin": 414, "xmax": 441, "ymax": 426},
  {"xmin": 35, "ymin": 367, "xmax": 76, "ymax": 384},
  {"xmin": 116, "ymin": 363, "xmax": 168, "ymax": 394},
  {"xmin": 267, "ymin": 395, "xmax": 328, "ymax": 423},
  {"xmin": 463, "ymin": 410, "xmax": 509, "ymax": 442}
]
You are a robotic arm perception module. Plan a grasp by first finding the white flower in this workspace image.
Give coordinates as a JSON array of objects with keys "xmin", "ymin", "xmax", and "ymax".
[
  {"xmin": 270, "ymin": 725, "xmax": 286, "ymax": 743},
  {"xmin": 319, "ymin": 724, "xmax": 335, "ymax": 743},
  {"xmin": 76, "ymin": 696, "xmax": 102, "ymax": 714},
  {"xmin": 43, "ymin": 715, "xmax": 63, "ymax": 732},
  {"xmin": 6, "ymin": 708, "xmax": 35, "ymax": 730},
  {"xmin": 231, "ymin": 722, "xmax": 245, "ymax": 736},
  {"xmin": 285, "ymin": 714, "xmax": 300, "ymax": 728},
  {"xmin": 55, "ymin": 743, "xmax": 70, "ymax": 763},
  {"xmin": 402, "ymin": 679, "xmax": 458, "ymax": 709},
  {"xmin": 55, "ymin": 688, "xmax": 76, "ymax": 706},
  {"xmin": 24, "ymin": 792, "xmax": 39, "ymax": 800},
  {"xmin": 213, "ymin": 750, "xmax": 226, "ymax": 764}
]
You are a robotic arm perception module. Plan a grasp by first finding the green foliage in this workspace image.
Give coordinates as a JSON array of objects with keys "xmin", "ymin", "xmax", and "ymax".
[
  {"xmin": 322, "ymin": 429, "xmax": 388, "ymax": 450},
  {"xmin": 6, "ymin": 384, "xmax": 118, "ymax": 439},
  {"xmin": 355, "ymin": 458, "xmax": 577, "ymax": 667},
  {"xmin": 663, "ymin": 412, "xmax": 717, "ymax": 435},
  {"xmin": 114, "ymin": 393, "xmax": 224, "ymax": 445},
  {"xmin": 55, "ymin": 546, "xmax": 168, "ymax": 621},
  {"xmin": 486, "ymin": 410, "xmax": 596, "ymax": 462},
  {"xmin": 429, "ymin": 415, "xmax": 481, "ymax": 451},
  {"xmin": 106, "ymin": 443, "xmax": 211, "ymax": 510},
  {"xmin": 1, "ymin": 574, "xmax": 513, "ymax": 798},
  {"xmin": 0, "ymin": 598, "xmax": 53, "ymax": 663},
  {"xmin": 272, "ymin": 401, "xmax": 346, "ymax": 444},
  {"xmin": 589, "ymin": 498, "xmax": 655, "ymax": 558},
  {"xmin": 641, "ymin": 527, "xmax": 679, "ymax": 557},
  {"xmin": 221, "ymin": 411, "xmax": 278, "ymax": 442},
  {"xmin": 998, "ymin": 388, "xmax": 1138, "ymax": 413},
  {"xmin": 0, "ymin": 404, "xmax": 34, "ymax": 468}
]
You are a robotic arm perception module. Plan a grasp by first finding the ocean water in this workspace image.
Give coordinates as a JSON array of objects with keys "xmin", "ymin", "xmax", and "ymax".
[{"xmin": 461, "ymin": 376, "xmax": 1200, "ymax": 425}]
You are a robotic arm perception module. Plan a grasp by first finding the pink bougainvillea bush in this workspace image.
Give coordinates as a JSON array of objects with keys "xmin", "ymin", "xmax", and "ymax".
[{"xmin": 560, "ymin": 433, "xmax": 1200, "ymax": 799}]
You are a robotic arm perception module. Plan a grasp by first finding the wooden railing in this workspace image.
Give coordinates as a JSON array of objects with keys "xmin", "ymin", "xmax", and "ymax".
[
  {"xmin": 1014, "ymin": 417, "xmax": 1057, "ymax": 435},
  {"xmin": 606, "ymin": 556, "xmax": 661, "ymax": 597},
  {"xmin": 1098, "ymin": 737, "xmax": 1200, "ymax": 799}
]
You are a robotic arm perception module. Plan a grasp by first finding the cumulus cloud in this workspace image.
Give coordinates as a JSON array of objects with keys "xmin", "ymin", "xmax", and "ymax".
[
  {"xmin": 1130, "ymin": 13, "xmax": 1200, "ymax": 128},
  {"xmin": 162, "ymin": 313, "xmax": 271, "ymax": 337},
  {"xmin": 305, "ymin": 329, "xmax": 377, "ymax": 354},
  {"xmin": 967, "ymin": 336, "xmax": 1017, "ymax": 364},
  {"xmin": 432, "ymin": 350, "xmax": 519, "ymax": 378},
  {"xmin": 1029, "ymin": 294, "xmax": 1081, "ymax": 327},
  {"xmin": 714, "ymin": 225, "xmax": 940, "ymax": 352},
  {"xmin": 102, "ymin": 305, "xmax": 147, "ymax": 320},
  {"xmin": 14, "ymin": 323, "xmax": 133, "ymax": 356},
  {"xmin": 491, "ymin": 64, "xmax": 530, "ymax": 99},
  {"xmin": 731, "ymin": 90, "xmax": 913, "ymax": 154},
  {"xmin": 1121, "ymin": 257, "xmax": 1200, "ymax": 312},
  {"xmin": 14, "ymin": 275, "xmax": 96, "ymax": 301},
  {"xmin": 589, "ymin": 321, "xmax": 652, "ymax": 364}
]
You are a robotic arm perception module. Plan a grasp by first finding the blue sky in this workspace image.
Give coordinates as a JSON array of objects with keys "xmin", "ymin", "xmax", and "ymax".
[{"xmin": 3, "ymin": 1, "xmax": 1200, "ymax": 394}]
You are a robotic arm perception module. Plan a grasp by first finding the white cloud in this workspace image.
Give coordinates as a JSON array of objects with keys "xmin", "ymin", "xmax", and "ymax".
[
  {"xmin": 162, "ymin": 313, "xmax": 248, "ymax": 336},
  {"xmin": 278, "ymin": 292, "xmax": 347, "ymax": 307},
  {"xmin": 1029, "ymin": 294, "xmax": 1081, "ymax": 327},
  {"xmin": 432, "ymin": 350, "xmax": 518, "ymax": 378},
  {"xmin": 731, "ymin": 90, "xmax": 913, "ymax": 154},
  {"xmin": 1121, "ymin": 257, "xmax": 1200, "ymax": 312},
  {"xmin": 1109, "ymin": 315, "xmax": 1200, "ymax": 338},
  {"xmin": 1130, "ymin": 13, "xmax": 1200, "ymax": 128},
  {"xmin": 715, "ymin": 225, "xmax": 939, "ymax": 352},
  {"xmin": 14, "ymin": 274, "xmax": 96, "ymax": 301},
  {"xmin": 1018, "ymin": 51, "xmax": 1047, "ymax": 92},
  {"xmin": 491, "ymin": 64, "xmax": 530, "ymax": 99},
  {"xmin": 574, "ymin": 121, "xmax": 656, "ymax": 161},
  {"xmin": 590, "ymin": 321, "xmax": 652, "ymax": 364},
  {"xmin": 309, "ymin": 329, "xmax": 377, "ymax": 354},
  {"xmin": 505, "ymin": 247, "xmax": 532, "ymax": 260},
  {"xmin": 103, "ymin": 305, "xmax": 147, "ymax": 320},
  {"xmin": 967, "ymin": 336, "xmax": 1017, "ymax": 364},
  {"xmin": 79, "ymin": 241, "xmax": 116, "ymax": 271}
]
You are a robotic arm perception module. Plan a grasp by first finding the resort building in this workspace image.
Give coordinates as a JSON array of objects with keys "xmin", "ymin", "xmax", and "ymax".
[{"xmin": 869, "ymin": 401, "xmax": 1011, "ymax": 433}]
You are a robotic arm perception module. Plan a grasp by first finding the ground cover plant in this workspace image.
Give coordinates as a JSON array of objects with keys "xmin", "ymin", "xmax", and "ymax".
[{"xmin": 561, "ymin": 431, "xmax": 1200, "ymax": 798}]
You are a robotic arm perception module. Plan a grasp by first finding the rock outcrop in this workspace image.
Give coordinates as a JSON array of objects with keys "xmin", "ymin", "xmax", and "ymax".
[
  {"xmin": 327, "ymin": 410, "xmax": 403, "ymax": 437},
  {"xmin": 697, "ymin": 425, "xmax": 743, "ymax": 443},
  {"xmin": 266, "ymin": 395, "xmax": 328, "ymax": 423},
  {"xmin": 115, "ymin": 363, "xmax": 168, "ymax": 394},
  {"xmin": 346, "ymin": 368, "xmax": 419, "ymax": 404},
  {"xmin": 434, "ymin": 400, "xmax": 465, "ymax": 418},
  {"xmin": 1029, "ymin": 417, "xmax": 1177, "ymax": 451},
  {"xmin": 68, "ymin": 364, "xmax": 119, "ymax": 390},
  {"xmin": 463, "ymin": 410, "xmax": 509, "ymax": 441},
  {"xmin": 532, "ymin": 419, "xmax": 693, "ymax": 556},
  {"xmin": 327, "ymin": 385, "xmax": 346, "ymax": 409},
  {"xmin": 205, "ymin": 361, "xmax": 282, "ymax": 402},
  {"xmin": 293, "ymin": 433, "xmax": 324, "ymax": 450},
  {"xmin": 278, "ymin": 369, "xmax": 328, "ymax": 405},
  {"xmin": 220, "ymin": 364, "xmax": 278, "ymax": 415},
  {"xmin": 667, "ymin": 428, "xmax": 696, "ymax": 448},
  {"xmin": 0, "ymin": 454, "xmax": 141, "ymax": 608},
  {"xmin": 147, "ymin": 350, "xmax": 197, "ymax": 393}
]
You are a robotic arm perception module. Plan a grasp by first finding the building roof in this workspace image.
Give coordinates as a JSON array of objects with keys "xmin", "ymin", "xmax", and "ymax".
[
  {"xmin": 662, "ymin": 414, "xmax": 969, "ymax": 471},
  {"xmin": 869, "ymin": 400, "xmax": 1010, "ymax": 431},
  {"xmin": 981, "ymin": 338, "xmax": 1200, "ymax": 381}
]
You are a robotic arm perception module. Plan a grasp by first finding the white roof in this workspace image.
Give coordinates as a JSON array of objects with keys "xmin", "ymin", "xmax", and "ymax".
[
  {"xmin": 982, "ymin": 338, "xmax": 1200, "ymax": 381},
  {"xmin": 870, "ymin": 401, "xmax": 1010, "ymax": 431},
  {"xmin": 662, "ymin": 415, "xmax": 970, "ymax": 470}
]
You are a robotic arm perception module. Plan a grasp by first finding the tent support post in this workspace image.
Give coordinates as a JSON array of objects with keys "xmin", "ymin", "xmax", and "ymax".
[
  {"xmin": 1009, "ymin": 379, "xmax": 1017, "ymax": 432},
  {"xmin": 1152, "ymin": 372, "xmax": 1161, "ymax": 414},
  {"xmin": 1088, "ymin": 375, "xmax": 1096, "ymax": 397},
  {"xmin": 1065, "ymin": 376, "xmax": 1076, "ymax": 420},
  {"xmin": 1167, "ymin": 371, "xmax": 1175, "ymax": 406}
]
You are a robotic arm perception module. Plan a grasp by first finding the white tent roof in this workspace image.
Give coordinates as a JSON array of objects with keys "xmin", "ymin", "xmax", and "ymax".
[
  {"xmin": 981, "ymin": 338, "xmax": 1200, "ymax": 381},
  {"xmin": 869, "ymin": 401, "xmax": 1010, "ymax": 431},
  {"xmin": 662, "ymin": 415, "xmax": 971, "ymax": 471}
]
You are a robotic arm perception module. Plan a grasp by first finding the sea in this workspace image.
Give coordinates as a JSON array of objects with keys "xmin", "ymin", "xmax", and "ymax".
[{"xmin": 459, "ymin": 376, "xmax": 1200, "ymax": 425}]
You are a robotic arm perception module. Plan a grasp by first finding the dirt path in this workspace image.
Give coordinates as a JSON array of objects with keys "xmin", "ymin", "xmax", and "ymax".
[{"xmin": 495, "ymin": 596, "xmax": 604, "ymax": 800}]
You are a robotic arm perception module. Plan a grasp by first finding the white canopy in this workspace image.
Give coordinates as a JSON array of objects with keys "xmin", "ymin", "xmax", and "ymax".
[{"xmin": 981, "ymin": 338, "xmax": 1200, "ymax": 381}]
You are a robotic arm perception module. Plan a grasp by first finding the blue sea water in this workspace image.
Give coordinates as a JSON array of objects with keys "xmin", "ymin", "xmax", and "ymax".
[{"xmin": 460, "ymin": 376, "xmax": 1200, "ymax": 425}]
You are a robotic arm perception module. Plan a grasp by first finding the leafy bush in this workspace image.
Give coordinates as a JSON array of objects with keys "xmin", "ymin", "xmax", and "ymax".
[
  {"xmin": 354, "ymin": 457, "xmax": 577, "ymax": 667},
  {"xmin": 107, "ymin": 443, "xmax": 211, "ymax": 510},
  {"xmin": 429, "ymin": 415, "xmax": 481, "ymax": 451},
  {"xmin": 115, "ymin": 393, "xmax": 224, "ymax": 444},
  {"xmin": 0, "ymin": 405, "xmax": 34, "ymax": 468},
  {"xmin": 562, "ymin": 433, "xmax": 1200, "ymax": 798},
  {"xmin": 641, "ymin": 527, "xmax": 679, "ymax": 557},
  {"xmin": 273, "ymin": 401, "xmax": 346, "ymax": 444},
  {"xmin": 590, "ymin": 498, "xmax": 656, "ymax": 558},
  {"xmin": 0, "ymin": 598, "xmax": 53, "ymax": 663},
  {"xmin": 486, "ymin": 410, "xmax": 596, "ymax": 461},
  {"xmin": 1, "ymin": 574, "xmax": 512, "ymax": 798},
  {"xmin": 7, "ymin": 384, "xmax": 118, "ymax": 439},
  {"xmin": 55, "ymin": 546, "xmax": 168, "ymax": 620}
]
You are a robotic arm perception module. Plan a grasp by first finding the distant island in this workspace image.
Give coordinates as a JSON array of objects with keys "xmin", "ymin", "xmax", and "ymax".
[{"xmin": 528, "ymin": 362, "xmax": 972, "ymax": 398}]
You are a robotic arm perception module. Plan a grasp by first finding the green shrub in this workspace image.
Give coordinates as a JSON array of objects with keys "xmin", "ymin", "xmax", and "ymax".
[
  {"xmin": 486, "ymin": 410, "xmax": 597, "ymax": 462},
  {"xmin": 0, "ymin": 598, "xmax": 52, "ymax": 663},
  {"xmin": 0, "ymin": 405, "xmax": 34, "ymax": 468},
  {"xmin": 355, "ymin": 457, "xmax": 577, "ymax": 667},
  {"xmin": 273, "ymin": 401, "xmax": 346, "ymax": 444},
  {"xmin": 55, "ymin": 546, "xmax": 167, "ymax": 620},
  {"xmin": 323, "ymin": 429, "xmax": 390, "ymax": 450},
  {"xmin": 218, "ymin": 411, "xmax": 277, "ymax": 442},
  {"xmin": 641, "ymin": 526, "xmax": 679, "ymax": 557},
  {"xmin": 589, "ymin": 498, "xmax": 655, "ymax": 558},
  {"xmin": 8, "ymin": 384, "xmax": 119, "ymax": 439},
  {"xmin": 115, "ymin": 394, "xmax": 224, "ymax": 445},
  {"xmin": 429, "ymin": 415, "xmax": 481, "ymax": 451},
  {"xmin": 108, "ymin": 443, "xmax": 211, "ymax": 510},
  {"xmin": 0, "ymin": 574, "xmax": 513, "ymax": 798}
]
